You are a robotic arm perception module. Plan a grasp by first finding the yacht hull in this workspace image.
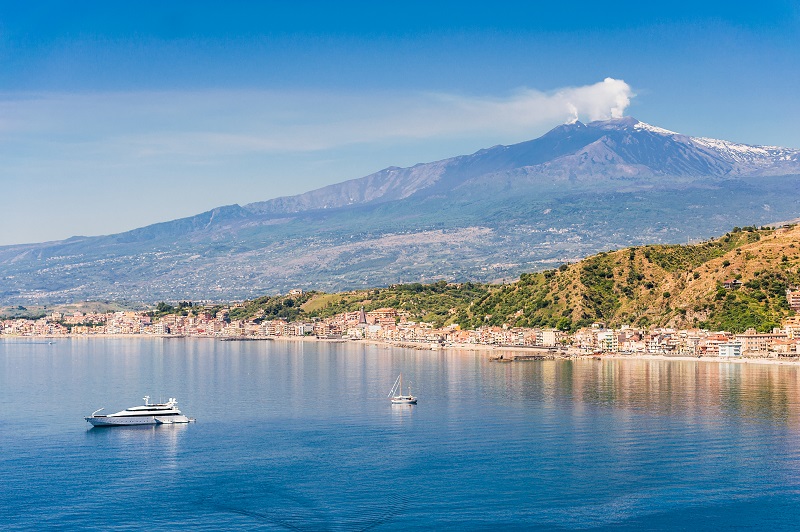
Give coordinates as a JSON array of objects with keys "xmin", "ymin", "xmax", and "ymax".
[
  {"xmin": 85, "ymin": 415, "xmax": 193, "ymax": 426},
  {"xmin": 85, "ymin": 416, "xmax": 159, "ymax": 426}
]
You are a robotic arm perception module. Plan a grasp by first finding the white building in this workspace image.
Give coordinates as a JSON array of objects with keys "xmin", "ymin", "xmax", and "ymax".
[
  {"xmin": 542, "ymin": 328, "xmax": 559, "ymax": 347},
  {"xmin": 718, "ymin": 342, "xmax": 743, "ymax": 358},
  {"xmin": 596, "ymin": 330, "xmax": 619, "ymax": 353}
]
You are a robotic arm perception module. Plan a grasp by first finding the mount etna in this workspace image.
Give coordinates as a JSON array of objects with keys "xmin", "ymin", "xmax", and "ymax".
[{"xmin": 2, "ymin": 117, "xmax": 799, "ymax": 305}]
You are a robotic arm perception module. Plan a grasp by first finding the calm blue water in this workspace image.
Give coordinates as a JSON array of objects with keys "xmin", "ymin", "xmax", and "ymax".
[{"xmin": 3, "ymin": 338, "xmax": 800, "ymax": 530}]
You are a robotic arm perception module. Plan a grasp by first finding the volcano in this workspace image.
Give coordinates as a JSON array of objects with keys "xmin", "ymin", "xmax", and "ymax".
[{"xmin": 1, "ymin": 117, "xmax": 799, "ymax": 304}]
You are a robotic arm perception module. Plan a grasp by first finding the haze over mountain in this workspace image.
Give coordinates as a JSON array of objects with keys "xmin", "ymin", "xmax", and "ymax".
[{"xmin": 2, "ymin": 117, "xmax": 799, "ymax": 305}]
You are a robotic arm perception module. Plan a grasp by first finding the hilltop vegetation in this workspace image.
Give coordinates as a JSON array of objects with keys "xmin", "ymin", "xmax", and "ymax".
[
  {"xmin": 110, "ymin": 225, "xmax": 800, "ymax": 334},
  {"xmin": 301, "ymin": 281, "xmax": 490, "ymax": 326},
  {"xmin": 462, "ymin": 225, "xmax": 799, "ymax": 333}
]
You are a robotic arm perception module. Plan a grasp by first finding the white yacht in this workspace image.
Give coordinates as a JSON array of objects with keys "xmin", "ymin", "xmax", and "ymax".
[
  {"xmin": 85, "ymin": 396, "xmax": 195, "ymax": 427},
  {"xmin": 388, "ymin": 374, "xmax": 417, "ymax": 405}
]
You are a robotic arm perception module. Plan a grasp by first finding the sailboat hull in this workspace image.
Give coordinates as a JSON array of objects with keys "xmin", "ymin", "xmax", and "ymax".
[{"xmin": 391, "ymin": 395, "xmax": 417, "ymax": 405}]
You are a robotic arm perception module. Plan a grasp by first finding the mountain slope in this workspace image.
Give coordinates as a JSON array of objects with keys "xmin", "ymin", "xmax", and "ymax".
[
  {"xmin": 177, "ymin": 224, "xmax": 800, "ymax": 335},
  {"xmin": 1, "ymin": 117, "xmax": 799, "ymax": 305},
  {"xmin": 457, "ymin": 223, "xmax": 800, "ymax": 333}
]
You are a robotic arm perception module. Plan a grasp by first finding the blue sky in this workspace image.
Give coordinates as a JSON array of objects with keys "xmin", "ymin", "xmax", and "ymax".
[{"xmin": 1, "ymin": 1, "xmax": 799, "ymax": 245}]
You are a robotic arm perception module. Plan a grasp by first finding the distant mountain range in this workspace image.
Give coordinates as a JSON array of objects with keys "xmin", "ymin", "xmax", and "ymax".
[{"xmin": 1, "ymin": 117, "xmax": 799, "ymax": 305}]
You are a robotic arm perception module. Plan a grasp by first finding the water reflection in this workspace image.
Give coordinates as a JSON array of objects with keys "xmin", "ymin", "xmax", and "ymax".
[
  {"xmin": 390, "ymin": 403, "xmax": 415, "ymax": 423},
  {"xmin": 492, "ymin": 359, "xmax": 800, "ymax": 425},
  {"xmin": 86, "ymin": 422, "xmax": 189, "ymax": 438},
  {"xmin": 85, "ymin": 423, "xmax": 188, "ymax": 471}
]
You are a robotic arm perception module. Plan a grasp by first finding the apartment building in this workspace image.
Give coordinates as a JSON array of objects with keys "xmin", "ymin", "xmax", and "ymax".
[{"xmin": 734, "ymin": 328, "xmax": 788, "ymax": 354}]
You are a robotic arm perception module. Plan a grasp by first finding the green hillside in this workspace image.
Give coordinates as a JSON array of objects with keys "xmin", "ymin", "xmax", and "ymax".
[
  {"xmin": 463, "ymin": 225, "xmax": 799, "ymax": 332},
  {"xmin": 301, "ymin": 281, "xmax": 489, "ymax": 326},
  {"xmin": 178, "ymin": 224, "xmax": 800, "ymax": 334}
]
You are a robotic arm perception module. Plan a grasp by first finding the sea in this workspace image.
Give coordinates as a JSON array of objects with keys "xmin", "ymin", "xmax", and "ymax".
[{"xmin": 3, "ymin": 337, "xmax": 800, "ymax": 530}]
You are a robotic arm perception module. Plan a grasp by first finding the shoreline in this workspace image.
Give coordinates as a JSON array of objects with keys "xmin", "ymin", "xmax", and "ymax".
[
  {"xmin": 3, "ymin": 334, "xmax": 800, "ymax": 366},
  {"xmin": 266, "ymin": 336, "xmax": 800, "ymax": 365}
]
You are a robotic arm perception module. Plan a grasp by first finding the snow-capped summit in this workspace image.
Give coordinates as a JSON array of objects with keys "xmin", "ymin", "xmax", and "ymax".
[
  {"xmin": 610, "ymin": 117, "xmax": 797, "ymax": 167},
  {"xmin": 245, "ymin": 117, "xmax": 800, "ymax": 215},
  {"xmin": 689, "ymin": 136, "xmax": 799, "ymax": 169},
  {"xmin": 632, "ymin": 120, "xmax": 679, "ymax": 136},
  {"xmin": 583, "ymin": 116, "xmax": 798, "ymax": 172},
  {"xmin": 536, "ymin": 117, "xmax": 800, "ymax": 179},
  {"xmin": 583, "ymin": 116, "xmax": 677, "ymax": 135}
]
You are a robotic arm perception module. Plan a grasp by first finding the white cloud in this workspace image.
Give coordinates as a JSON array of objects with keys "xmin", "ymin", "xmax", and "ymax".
[
  {"xmin": 428, "ymin": 77, "xmax": 634, "ymax": 134},
  {"xmin": 0, "ymin": 78, "xmax": 635, "ymax": 159},
  {"xmin": 554, "ymin": 78, "xmax": 634, "ymax": 122}
]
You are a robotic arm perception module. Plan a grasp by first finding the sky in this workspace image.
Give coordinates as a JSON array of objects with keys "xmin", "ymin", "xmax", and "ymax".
[{"xmin": 1, "ymin": 1, "xmax": 799, "ymax": 245}]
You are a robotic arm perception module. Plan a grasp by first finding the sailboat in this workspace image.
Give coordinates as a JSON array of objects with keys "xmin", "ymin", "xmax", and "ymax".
[{"xmin": 388, "ymin": 373, "xmax": 417, "ymax": 405}]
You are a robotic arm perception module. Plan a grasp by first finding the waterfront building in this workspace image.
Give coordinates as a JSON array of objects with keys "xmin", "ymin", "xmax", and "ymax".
[
  {"xmin": 719, "ymin": 342, "xmax": 743, "ymax": 358},
  {"xmin": 542, "ymin": 328, "xmax": 559, "ymax": 347},
  {"xmin": 770, "ymin": 339, "xmax": 800, "ymax": 356},
  {"xmin": 597, "ymin": 330, "xmax": 620, "ymax": 353},
  {"xmin": 734, "ymin": 328, "xmax": 788, "ymax": 354},
  {"xmin": 646, "ymin": 334, "xmax": 664, "ymax": 354},
  {"xmin": 346, "ymin": 327, "xmax": 365, "ymax": 339},
  {"xmin": 293, "ymin": 323, "xmax": 315, "ymax": 336},
  {"xmin": 701, "ymin": 333, "xmax": 730, "ymax": 356},
  {"xmin": 259, "ymin": 319, "xmax": 288, "ymax": 336},
  {"xmin": 573, "ymin": 328, "xmax": 598, "ymax": 352}
]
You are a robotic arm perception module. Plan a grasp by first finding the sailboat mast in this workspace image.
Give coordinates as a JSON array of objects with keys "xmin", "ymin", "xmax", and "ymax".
[{"xmin": 388, "ymin": 374, "xmax": 401, "ymax": 398}]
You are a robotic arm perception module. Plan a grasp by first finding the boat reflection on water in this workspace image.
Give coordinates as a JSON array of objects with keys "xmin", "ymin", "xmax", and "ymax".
[
  {"xmin": 86, "ymin": 421, "xmax": 189, "ymax": 471},
  {"xmin": 85, "ymin": 421, "xmax": 191, "ymax": 436},
  {"xmin": 390, "ymin": 402, "xmax": 415, "ymax": 425}
]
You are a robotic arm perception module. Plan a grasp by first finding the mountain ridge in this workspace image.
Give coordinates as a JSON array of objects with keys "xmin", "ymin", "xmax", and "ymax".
[
  {"xmin": 1, "ymin": 117, "xmax": 799, "ymax": 305},
  {"xmin": 243, "ymin": 117, "xmax": 800, "ymax": 216}
]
